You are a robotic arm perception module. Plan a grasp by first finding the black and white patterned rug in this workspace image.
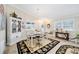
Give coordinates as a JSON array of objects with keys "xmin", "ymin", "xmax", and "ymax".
[
  {"xmin": 56, "ymin": 45, "xmax": 79, "ymax": 54},
  {"xmin": 17, "ymin": 39, "xmax": 60, "ymax": 54}
]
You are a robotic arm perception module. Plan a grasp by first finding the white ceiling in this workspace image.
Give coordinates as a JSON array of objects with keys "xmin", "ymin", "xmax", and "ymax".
[{"xmin": 10, "ymin": 4, "xmax": 79, "ymax": 19}]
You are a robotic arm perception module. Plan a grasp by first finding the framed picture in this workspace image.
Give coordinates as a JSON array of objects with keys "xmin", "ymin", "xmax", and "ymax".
[
  {"xmin": 47, "ymin": 24, "xmax": 51, "ymax": 28},
  {"xmin": 25, "ymin": 21, "xmax": 35, "ymax": 29}
]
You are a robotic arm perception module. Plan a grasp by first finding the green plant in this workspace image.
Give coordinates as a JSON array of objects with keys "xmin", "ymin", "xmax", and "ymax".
[{"xmin": 76, "ymin": 33, "xmax": 79, "ymax": 39}]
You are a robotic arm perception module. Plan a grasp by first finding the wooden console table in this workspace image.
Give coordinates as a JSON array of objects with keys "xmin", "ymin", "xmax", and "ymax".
[{"xmin": 55, "ymin": 32, "xmax": 69, "ymax": 41}]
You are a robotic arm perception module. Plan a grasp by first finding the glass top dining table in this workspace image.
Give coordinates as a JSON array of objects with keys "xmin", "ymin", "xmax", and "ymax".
[{"xmin": 25, "ymin": 32, "xmax": 45, "ymax": 51}]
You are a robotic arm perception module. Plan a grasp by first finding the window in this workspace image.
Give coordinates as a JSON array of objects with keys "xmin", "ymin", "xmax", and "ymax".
[
  {"xmin": 56, "ymin": 22, "xmax": 62, "ymax": 29},
  {"xmin": 63, "ymin": 19, "xmax": 74, "ymax": 30},
  {"xmin": 55, "ymin": 18, "xmax": 74, "ymax": 31}
]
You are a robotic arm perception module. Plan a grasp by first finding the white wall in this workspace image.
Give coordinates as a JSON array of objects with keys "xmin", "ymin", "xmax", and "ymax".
[
  {"xmin": 0, "ymin": 30, "xmax": 5, "ymax": 53},
  {"xmin": 0, "ymin": 5, "xmax": 6, "ymax": 54}
]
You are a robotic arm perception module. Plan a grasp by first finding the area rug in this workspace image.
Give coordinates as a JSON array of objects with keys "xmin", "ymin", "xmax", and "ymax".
[
  {"xmin": 56, "ymin": 45, "xmax": 79, "ymax": 54},
  {"xmin": 17, "ymin": 39, "xmax": 60, "ymax": 54}
]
